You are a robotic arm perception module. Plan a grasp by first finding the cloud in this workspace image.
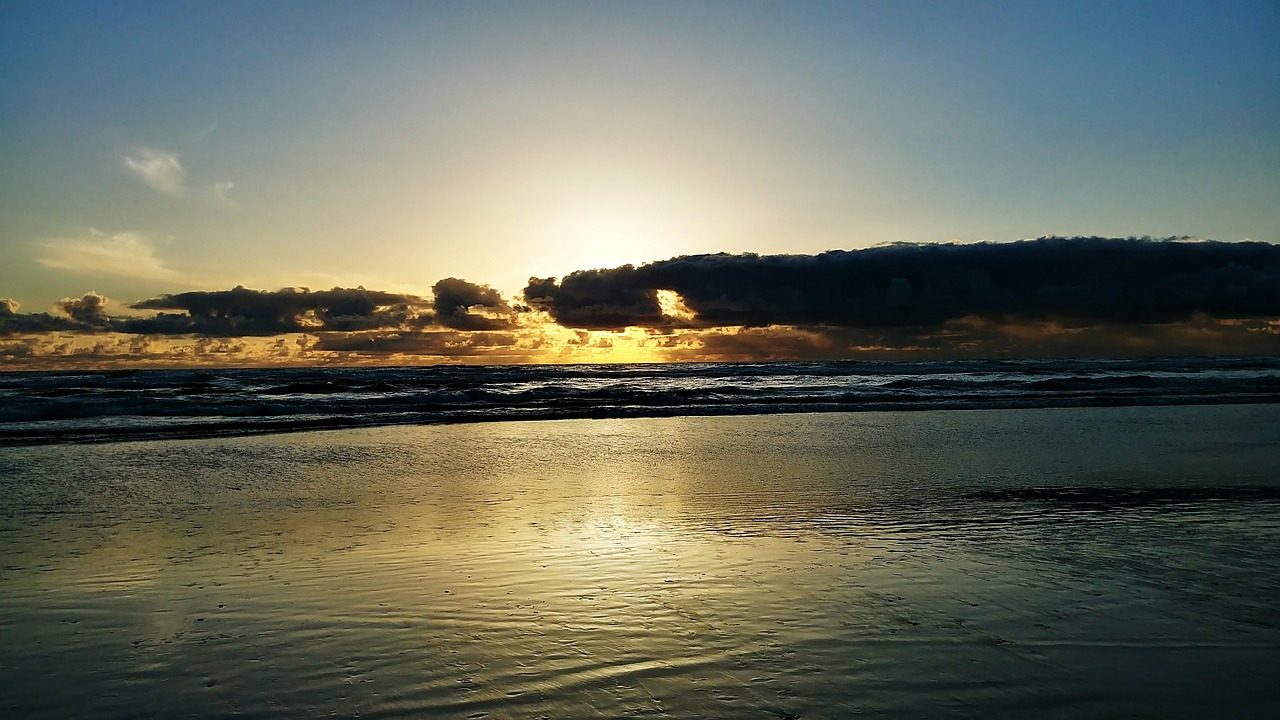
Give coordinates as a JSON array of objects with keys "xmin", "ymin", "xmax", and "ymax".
[
  {"xmin": 524, "ymin": 267, "xmax": 665, "ymax": 330},
  {"xmin": 123, "ymin": 145, "xmax": 236, "ymax": 207},
  {"xmin": 0, "ymin": 292, "xmax": 109, "ymax": 336},
  {"xmin": 314, "ymin": 329, "xmax": 521, "ymax": 356},
  {"xmin": 0, "ymin": 311, "xmax": 80, "ymax": 336},
  {"xmin": 194, "ymin": 181, "xmax": 240, "ymax": 210},
  {"xmin": 431, "ymin": 277, "xmax": 516, "ymax": 330},
  {"xmin": 525, "ymin": 237, "xmax": 1280, "ymax": 330},
  {"xmin": 192, "ymin": 122, "xmax": 219, "ymax": 143},
  {"xmin": 34, "ymin": 230, "xmax": 186, "ymax": 282},
  {"xmin": 56, "ymin": 291, "xmax": 111, "ymax": 324},
  {"xmin": 6, "ymin": 240, "xmax": 1280, "ymax": 365},
  {"xmin": 1, "ymin": 284, "xmax": 510, "ymax": 340},
  {"xmin": 124, "ymin": 147, "xmax": 186, "ymax": 196},
  {"xmin": 632, "ymin": 315, "xmax": 1280, "ymax": 363},
  {"xmin": 127, "ymin": 286, "xmax": 435, "ymax": 336}
]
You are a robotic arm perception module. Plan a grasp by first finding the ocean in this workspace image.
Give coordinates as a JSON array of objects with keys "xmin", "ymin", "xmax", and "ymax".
[
  {"xmin": 2, "ymin": 358, "xmax": 1279, "ymax": 718},
  {"xmin": 3, "ymin": 355, "xmax": 1279, "ymax": 445}
]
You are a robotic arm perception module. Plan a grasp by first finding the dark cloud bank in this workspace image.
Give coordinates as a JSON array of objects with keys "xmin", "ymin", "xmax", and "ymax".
[
  {"xmin": 0, "ymin": 279, "xmax": 516, "ymax": 337},
  {"xmin": 128, "ymin": 286, "xmax": 435, "ymax": 335},
  {"xmin": 525, "ymin": 236, "xmax": 1280, "ymax": 331},
  {"xmin": 4, "ymin": 237, "xmax": 1280, "ymax": 363}
]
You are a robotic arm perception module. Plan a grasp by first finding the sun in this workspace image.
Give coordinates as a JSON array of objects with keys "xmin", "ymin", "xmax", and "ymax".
[{"xmin": 547, "ymin": 209, "xmax": 669, "ymax": 271}]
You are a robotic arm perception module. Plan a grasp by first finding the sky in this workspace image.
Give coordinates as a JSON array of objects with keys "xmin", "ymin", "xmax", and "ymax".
[{"xmin": 2, "ymin": 1, "xmax": 1279, "ymax": 367}]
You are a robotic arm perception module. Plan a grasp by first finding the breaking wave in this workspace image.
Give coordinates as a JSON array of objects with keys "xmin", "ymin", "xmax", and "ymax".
[{"xmin": 2, "ymin": 356, "xmax": 1278, "ymax": 445}]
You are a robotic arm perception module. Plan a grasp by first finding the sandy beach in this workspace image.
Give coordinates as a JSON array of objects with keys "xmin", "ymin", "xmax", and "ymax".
[{"xmin": 3, "ymin": 404, "xmax": 1279, "ymax": 718}]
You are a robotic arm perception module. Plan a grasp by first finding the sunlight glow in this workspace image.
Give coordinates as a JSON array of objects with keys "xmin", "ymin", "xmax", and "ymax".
[
  {"xmin": 547, "ymin": 205, "xmax": 680, "ymax": 272},
  {"xmin": 656, "ymin": 289, "xmax": 697, "ymax": 321}
]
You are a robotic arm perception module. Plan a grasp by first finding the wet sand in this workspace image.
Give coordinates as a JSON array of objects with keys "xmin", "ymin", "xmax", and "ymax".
[{"xmin": 3, "ymin": 405, "xmax": 1279, "ymax": 718}]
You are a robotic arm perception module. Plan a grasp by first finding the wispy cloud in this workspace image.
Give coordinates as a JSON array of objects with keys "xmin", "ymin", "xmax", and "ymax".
[
  {"xmin": 191, "ymin": 122, "xmax": 218, "ymax": 143},
  {"xmin": 124, "ymin": 147, "xmax": 186, "ymax": 196},
  {"xmin": 123, "ymin": 144, "xmax": 237, "ymax": 208},
  {"xmin": 34, "ymin": 230, "xmax": 186, "ymax": 283},
  {"xmin": 202, "ymin": 180, "xmax": 239, "ymax": 210}
]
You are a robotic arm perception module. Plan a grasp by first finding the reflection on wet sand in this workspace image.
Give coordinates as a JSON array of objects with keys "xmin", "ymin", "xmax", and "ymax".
[{"xmin": 3, "ymin": 405, "xmax": 1280, "ymax": 718}]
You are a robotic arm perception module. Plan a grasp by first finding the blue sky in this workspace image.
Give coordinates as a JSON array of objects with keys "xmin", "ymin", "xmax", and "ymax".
[{"xmin": 1, "ymin": 1, "xmax": 1278, "ymax": 365}]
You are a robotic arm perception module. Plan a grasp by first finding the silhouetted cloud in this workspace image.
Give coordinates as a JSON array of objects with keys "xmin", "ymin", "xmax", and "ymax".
[
  {"xmin": 431, "ymin": 278, "xmax": 516, "ymax": 330},
  {"xmin": 525, "ymin": 237, "xmax": 1280, "ymax": 330},
  {"xmin": 5, "ymin": 238, "xmax": 1280, "ymax": 366},
  {"xmin": 0, "ymin": 292, "xmax": 110, "ymax": 335},
  {"xmin": 524, "ymin": 267, "xmax": 665, "ymax": 330},
  {"xmin": 0, "ymin": 310, "xmax": 82, "ymax": 335},
  {"xmin": 127, "ymin": 286, "xmax": 434, "ymax": 336},
  {"xmin": 57, "ymin": 291, "xmax": 111, "ymax": 324},
  {"xmin": 0, "ymin": 284, "xmax": 493, "ymax": 340}
]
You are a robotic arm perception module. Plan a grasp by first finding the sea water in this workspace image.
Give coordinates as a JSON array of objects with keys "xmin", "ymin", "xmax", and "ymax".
[{"xmin": 3, "ymin": 356, "xmax": 1278, "ymax": 445}]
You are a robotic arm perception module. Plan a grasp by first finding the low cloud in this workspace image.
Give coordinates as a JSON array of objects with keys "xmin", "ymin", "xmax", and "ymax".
[
  {"xmin": 5, "ymin": 238, "xmax": 1280, "ymax": 366},
  {"xmin": 525, "ymin": 237, "xmax": 1280, "ymax": 330},
  {"xmin": 128, "ymin": 286, "xmax": 435, "ymax": 336},
  {"xmin": 0, "ymin": 291, "xmax": 109, "ymax": 335},
  {"xmin": 56, "ymin": 291, "xmax": 111, "ymax": 324},
  {"xmin": 34, "ymin": 230, "xmax": 186, "ymax": 282},
  {"xmin": 524, "ymin": 269, "xmax": 664, "ymax": 330},
  {"xmin": 0, "ymin": 311, "xmax": 81, "ymax": 336},
  {"xmin": 431, "ymin": 277, "xmax": 516, "ymax": 330},
  {"xmin": 1, "ymin": 285, "xmax": 481, "ymax": 340}
]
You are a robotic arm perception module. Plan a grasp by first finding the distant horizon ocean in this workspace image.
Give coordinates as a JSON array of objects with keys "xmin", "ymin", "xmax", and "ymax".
[
  {"xmin": 3, "ymin": 355, "xmax": 1279, "ymax": 718},
  {"xmin": 3, "ymin": 354, "xmax": 1278, "ymax": 446}
]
